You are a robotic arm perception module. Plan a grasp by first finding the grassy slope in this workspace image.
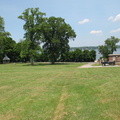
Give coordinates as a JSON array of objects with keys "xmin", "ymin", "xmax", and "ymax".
[{"xmin": 0, "ymin": 63, "xmax": 120, "ymax": 120}]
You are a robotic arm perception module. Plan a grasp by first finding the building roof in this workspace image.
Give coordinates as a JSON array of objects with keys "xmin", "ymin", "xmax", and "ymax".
[{"xmin": 3, "ymin": 55, "xmax": 10, "ymax": 60}]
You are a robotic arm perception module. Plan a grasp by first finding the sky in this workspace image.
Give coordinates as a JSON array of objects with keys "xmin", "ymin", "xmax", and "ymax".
[{"xmin": 0, "ymin": 0, "xmax": 120, "ymax": 47}]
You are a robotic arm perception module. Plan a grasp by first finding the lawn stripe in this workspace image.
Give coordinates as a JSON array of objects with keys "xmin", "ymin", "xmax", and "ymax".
[{"xmin": 52, "ymin": 86, "xmax": 68, "ymax": 120}]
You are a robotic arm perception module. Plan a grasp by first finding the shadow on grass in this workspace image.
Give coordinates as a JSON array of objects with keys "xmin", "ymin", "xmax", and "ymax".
[{"xmin": 23, "ymin": 62, "xmax": 71, "ymax": 66}]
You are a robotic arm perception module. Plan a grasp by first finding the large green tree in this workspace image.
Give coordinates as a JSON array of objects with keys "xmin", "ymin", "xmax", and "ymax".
[
  {"xmin": 18, "ymin": 8, "xmax": 46, "ymax": 65},
  {"xmin": 3, "ymin": 37, "xmax": 16, "ymax": 62},
  {"xmin": 0, "ymin": 16, "xmax": 11, "ymax": 63},
  {"xmin": 42, "ymin": 16, "xmax": 76, "ymax": 64},
  {"xmin": 98, "ymin": 45, "xmax": 110, "ymax": 58},
  {"xmin": 98, "ymin": 36, "xmax": 120, "ymax": 59},
  {"xmin": 105, "ymin": 36, "xmax": 119, "ymax": 53}
]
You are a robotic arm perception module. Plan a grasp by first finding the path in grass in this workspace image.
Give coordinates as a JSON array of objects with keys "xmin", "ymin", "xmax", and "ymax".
[
  {"xmin": 52, "ymin": 86, "xmax": 68, "ymax": 120},
  {"xmin": 78, "ymin": 62, "xmax": 120, "ymax": 68}
]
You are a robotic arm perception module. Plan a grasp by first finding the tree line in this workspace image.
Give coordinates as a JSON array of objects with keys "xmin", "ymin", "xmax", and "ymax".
[
  {"xmin": 0, "ymin": 37, "xmax": 96, "ymax": 63},
  {"xmin": 38, "ymin": 48, "xmax": 96, "ymax": 62}
]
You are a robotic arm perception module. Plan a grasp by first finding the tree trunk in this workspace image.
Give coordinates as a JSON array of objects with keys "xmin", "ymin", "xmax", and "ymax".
[
  {"xmin": 51, "ymin": 61, "xmax": 55, "ymax": 64},
  {"xmin": 30, "ymin": 57, "xmax": 34, "ymax": 65}
]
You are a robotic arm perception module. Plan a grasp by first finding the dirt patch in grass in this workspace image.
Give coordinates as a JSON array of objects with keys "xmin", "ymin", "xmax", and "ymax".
[
  {"xmin": 0, "ymin": 111, "xmax": 18, "ymax": 120},
  {"xmin": 0, "ymin": 86, "xmax": 11, "ymax": 90},
  {"xmin": 52, "ymin": 86, "xmax": 68, "ymax": 120},
  {"xmin": 106, "ymin": 111, "xmax": 120, "ymax": 120}
]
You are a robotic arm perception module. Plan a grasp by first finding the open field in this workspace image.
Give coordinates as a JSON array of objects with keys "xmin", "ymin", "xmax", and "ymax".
[{"xmin": 0, "ymin": 63, "xmax": 120, "ymax": 120}]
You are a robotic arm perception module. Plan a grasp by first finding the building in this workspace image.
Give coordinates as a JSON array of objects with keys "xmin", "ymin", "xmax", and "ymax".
[
  {"xmin": 108, "ymin": 54, "xmax": 120, "ymax": 62},
  {"xmin": 3, "ymin": 55, "xmax": 10, "ymax": 64}
]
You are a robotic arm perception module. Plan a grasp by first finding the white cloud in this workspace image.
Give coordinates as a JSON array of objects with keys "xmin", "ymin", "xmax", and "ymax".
[
  {"xmin": 108, "ymin": 14, "xmax": 120, "ymax": 22},
  {"xmin": 108, "ymin": 16, "xmax": 114, "ymax": 21},
  {"xmin": 78, "ymin": 19, "xmax": 90, "ymax": 24},
  {"xmin": 90, "ymin": 30, "xmax": 103, "ymax": 34},
  {"xmin": 110, "ymin": 28, "xmax": 120, "ymax": 33}
]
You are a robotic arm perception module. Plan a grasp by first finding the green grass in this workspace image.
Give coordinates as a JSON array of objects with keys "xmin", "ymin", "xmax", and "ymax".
[{"xmin": 0, "ymin": 63, "xmax": 120, "ymax": 120}]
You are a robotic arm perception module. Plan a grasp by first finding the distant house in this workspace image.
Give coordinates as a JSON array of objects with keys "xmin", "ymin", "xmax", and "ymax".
[
  {"xmin": 3, "ymin": 55, "xmax": 10, "ymax": 64},
  {"xmin": 108, "ymin": 54, "xmax": 120, "ymax": 62}
]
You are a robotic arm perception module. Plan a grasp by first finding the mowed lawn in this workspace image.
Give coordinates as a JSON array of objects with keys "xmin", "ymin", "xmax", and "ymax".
[{"xmin": 0, "ymin": 63, "xmax": 120, "ymax": 120}]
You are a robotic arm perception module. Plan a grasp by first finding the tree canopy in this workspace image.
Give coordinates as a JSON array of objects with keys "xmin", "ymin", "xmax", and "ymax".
[
  {"xmin": 105, "ymin": 36, "xmax": 119, "ymax": 54},
  {"xmin": 98, "ymin": 36, "xmax": 120, "ymax": 59},
  {"xmin": 18, "ymin": 8, "xmax": 46, "ymax": 65},
  {"xmin": 42, "ymin": 16, "xmax": 76, "ymax": 64},
  {"xmin": 0, "ymin": 16, "xmax": 11, "ymax": 63}
]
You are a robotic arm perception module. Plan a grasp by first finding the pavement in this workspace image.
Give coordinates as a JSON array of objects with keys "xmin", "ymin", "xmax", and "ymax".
[{"xmin": 78, "ymin": 62, "xmax": 120, "ymax": 68}]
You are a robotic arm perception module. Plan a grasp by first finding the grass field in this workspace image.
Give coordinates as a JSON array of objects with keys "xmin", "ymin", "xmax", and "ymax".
[{"xmin": 0, "ymin": 63, "xmax": 120, "ymax": 120}]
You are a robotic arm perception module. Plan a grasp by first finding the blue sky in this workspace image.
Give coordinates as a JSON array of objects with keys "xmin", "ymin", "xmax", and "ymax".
[{"xmin": 0, "ymin": 0, "xmax": 120, "ymax": 47}]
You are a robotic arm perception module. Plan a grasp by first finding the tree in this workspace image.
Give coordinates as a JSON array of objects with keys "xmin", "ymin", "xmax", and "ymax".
[
  {"xmin": 66, "ymin": 51, "xmax": 75, "ymax": 62},
  {"xmin": 37, "ymin": 49, "xmax": 49, "ymax": 62},
  {"xmin": 18, "ymin": 8, "xmax": 46, "ymax": 65},
  {"xmin": 98, "ymin": 36, "xmax": 120, "ymax": 59},
  {"xmin": 98, "ymin": 45, "xmax": 110, "ymax": 58},
  {"xmin": 20, "ymin": 39, "xmax": 41, "ymax": 63},
  {"xmin": 82, "ymin": 49, "xmax": 90, "ymax": 62},
  {"xmin": 105, "ymin": 36, "xmax": 119, "ymax": 54},
  {"xmin": 42, "ymin": 16, "xmax": 76, "ymax": 64},
  {"xmin": 74, "ymin": 48, "xmax": 83, "ymax": 62},
  {"xmin": 0, "ymin": 16, "xmax": 4, "ymax": 32},
  {"xmin": 89, "ymin": 49, "xmax": 96, "ymax": 61},
  {"xmin": 0, "ymin": 16, "xmax": 11, "ymax": 63},
  {"xmin": 3, "ymin": 37, "xmax": 16, "ymax": 62},
  {"xmin": 13, "ymin": 42, "xmax": 22, "ymax": 62}
]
